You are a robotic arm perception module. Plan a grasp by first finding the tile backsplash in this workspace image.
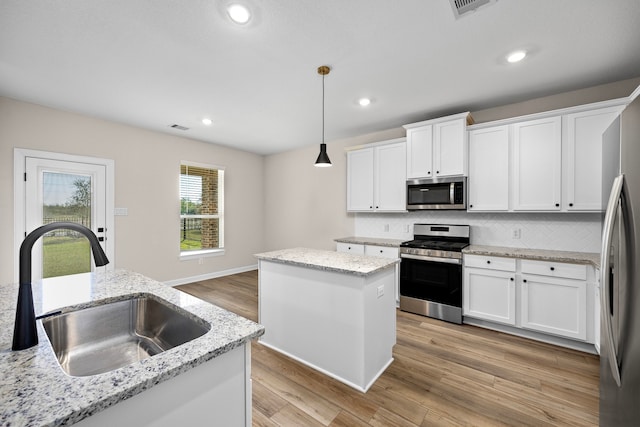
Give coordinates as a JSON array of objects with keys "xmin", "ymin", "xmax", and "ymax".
[{"xmin": 354, "ymin": 211, "xmax": 602, "ymax": 253}]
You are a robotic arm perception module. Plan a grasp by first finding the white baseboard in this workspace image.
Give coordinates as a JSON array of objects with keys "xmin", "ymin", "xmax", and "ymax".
[{"xmin": 163, "ymin": 264, "xmax": 258, "ymax": 287}]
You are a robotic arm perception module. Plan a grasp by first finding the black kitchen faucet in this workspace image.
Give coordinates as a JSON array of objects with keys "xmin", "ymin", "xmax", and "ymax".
[{"xmin": 11, "ymin": 222, "xmax": 109, "ymax": 351}]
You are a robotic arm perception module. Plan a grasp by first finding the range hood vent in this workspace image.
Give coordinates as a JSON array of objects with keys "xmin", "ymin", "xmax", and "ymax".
[{"xmin": 449, "ymin": 0, "xmax": 496, "ymax": 19}]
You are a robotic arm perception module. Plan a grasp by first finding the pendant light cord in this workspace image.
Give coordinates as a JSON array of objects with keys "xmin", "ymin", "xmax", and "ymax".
[{"xmin": 322, "ymin": 72, "xmax": 325, "ymax": 144}]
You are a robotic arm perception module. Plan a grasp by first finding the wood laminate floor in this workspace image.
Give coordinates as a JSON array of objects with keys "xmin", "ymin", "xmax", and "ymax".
[{"xmin": 177, "ymin": 270, "xmax": 599, "ymax": 427}]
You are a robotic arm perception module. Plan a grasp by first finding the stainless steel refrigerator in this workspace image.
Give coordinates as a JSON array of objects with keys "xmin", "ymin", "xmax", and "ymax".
[{"xmin": 600, "ymin": 90, "xmax": 640, "ymax": 426}]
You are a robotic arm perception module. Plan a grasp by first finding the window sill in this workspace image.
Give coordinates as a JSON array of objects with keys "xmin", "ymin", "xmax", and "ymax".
[{"xmin": 180, "ymin": 249, "xmax": 225, "ymax": 261}]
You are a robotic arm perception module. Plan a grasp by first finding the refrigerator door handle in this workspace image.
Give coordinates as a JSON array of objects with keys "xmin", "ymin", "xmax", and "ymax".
[{"xmin": 601, "ymin": 174, "xmax": 624, "ymax": 387}]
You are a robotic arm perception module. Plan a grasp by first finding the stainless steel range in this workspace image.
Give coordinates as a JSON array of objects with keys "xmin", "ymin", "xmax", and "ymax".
[{"xmin": 399, "ymin": 224, "xmax": 470, "ymax": 324}]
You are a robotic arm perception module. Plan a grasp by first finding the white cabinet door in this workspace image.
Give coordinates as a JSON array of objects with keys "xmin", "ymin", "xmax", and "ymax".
[
  {"xmin": 512, "ymin": 116, "xmax": 562, "ymax": 211},
  {"xmin": 406, "ymin": 125, "xmax": 433, "ymax": 179},
  {"xmin": 463, "ymin": 268, "xmax": 516, "ymax": 325},
  {"xmin": 521, "ymin": 274, "xmax": 587, "ymax": 340},
  {"xmin": 346, "ymin": 148, "xmax": 374, "ymax": 211},
  {"xmin": 375, "ymin": 142, "xmax": 407, "ymax": 211},
  {"xmin": 468, "ymin": 125, "xmax": 509, "ymax": 211},
  {"xmin": 564, "ymin": 107, "xmax": 621, "ymax": 211},
  {"xmin": 434, "ymin": 119, "xmax": 466, "ymax": 177}
]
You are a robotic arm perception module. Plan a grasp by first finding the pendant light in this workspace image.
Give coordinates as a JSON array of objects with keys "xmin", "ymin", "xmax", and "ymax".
[{"xmin": 314, "ymin": 65, "xmax": 332, "ymax": 167}]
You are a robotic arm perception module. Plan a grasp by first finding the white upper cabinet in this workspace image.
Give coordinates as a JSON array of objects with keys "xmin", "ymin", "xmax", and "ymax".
[
  {"xmin": 512, "ymin": 116, "xmax": 562, "ymax": 211},
  {"xmin": 563, "ymin": 106, "xmax": 624, "ymax": 211},
  {"xmin": 434, "ymin": 119, "xmax": 466, "ymax": 177},
  {"xmin": 468, "ymin": 125, "xmax": 509, "ymax": 211},
  {"xmin": 404, "ymin": 112, "xmax": 471, "ymax": 179},
  {"xmin": 346, "ymin": 148, "xmax": 374, "ymax": 211},
  {"xmin": 346, "ymin": 138, "xmax": 406, "ymax": 212},
  {"xmin": 466, "ymin": 98, "xmax": 626, "ymax": 213},
  {"xmin": 405, "ymin": 125, "xmax": 433, "ymax": 179},
  {"xmin": 375, "ymin": 141, "xmax": 407, "ymax": 211}
]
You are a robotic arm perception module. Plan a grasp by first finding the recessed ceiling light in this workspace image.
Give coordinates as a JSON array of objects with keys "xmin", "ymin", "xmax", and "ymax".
[
  {"xmin": 227, "ymin": 4, "xmax": 251, "ymax": 24},
  {"xmin": 358, "ymin": 98, "xmax": 371, "ymax": 107},
  {"xmin": 507, "ymin": 50, "xmax": 527, "ymax": 63},
  {"xmin": 202, "ymin": 118, "xmax": 213, "ymax": 126}
]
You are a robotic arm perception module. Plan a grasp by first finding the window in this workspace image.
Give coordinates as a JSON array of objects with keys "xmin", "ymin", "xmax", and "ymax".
[{"xmin": 180, "ymin": 162, "xmax": 224, "ymax": 257}]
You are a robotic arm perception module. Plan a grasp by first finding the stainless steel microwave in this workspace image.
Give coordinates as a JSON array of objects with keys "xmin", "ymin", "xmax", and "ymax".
[{"xmin": 406, "ymin": 177, "xmax": 466, "ymax": 210}]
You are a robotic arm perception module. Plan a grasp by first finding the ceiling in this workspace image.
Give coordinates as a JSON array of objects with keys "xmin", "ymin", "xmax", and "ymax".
[{"xmin": 1, "ymin": 1, "xmax": 640, "ymax": 156}]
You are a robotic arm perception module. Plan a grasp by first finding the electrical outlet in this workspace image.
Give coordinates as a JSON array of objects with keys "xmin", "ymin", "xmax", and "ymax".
[
  {"xmin": 404, "ymin": 224, "xmax": 410, "ymax": 233},
  {"xmin": 377, "ymin": 285, "xmax": 384, "ymax": 298},
  {"xmin": 384, "ymin": 224, "xmax": 390, "ymax": 232},
  {"xmin": 512, "ymin": 228, "xmax": 521, "ymax": 239},
  {"xmin": 198, "ymin": 257, "xmax": 204, "ymax": 265}
]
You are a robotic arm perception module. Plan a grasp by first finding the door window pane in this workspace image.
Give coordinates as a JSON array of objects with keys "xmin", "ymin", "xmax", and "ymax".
[{"xmin": 42, "ymin": 172, "xmax": 92, "ymax": 277}]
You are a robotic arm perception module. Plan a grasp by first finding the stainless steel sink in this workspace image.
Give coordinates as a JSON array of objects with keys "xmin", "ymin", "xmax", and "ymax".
[{"xmin": 41, "ymin": 295, "xmax": 210, "ymax": 377}]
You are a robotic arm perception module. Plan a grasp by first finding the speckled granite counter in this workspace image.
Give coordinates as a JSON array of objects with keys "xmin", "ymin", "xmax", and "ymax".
[
  {"xmin": 0, "ymin": 269, "xmax": 264, "ymax": 427},
  {"xmin": 333, "ymin": 236, "xmax": 405, "ymax": 247},
  {"xmin": 254, "ymin": 247, "xmax": 399, "ymax": 276},
  {"xmin": 463, "ymin": 245, "xmax": 601, "ymax": 268}
]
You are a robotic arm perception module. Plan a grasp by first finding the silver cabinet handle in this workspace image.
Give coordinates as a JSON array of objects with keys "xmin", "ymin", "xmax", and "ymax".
[{"xmin": 601, "ymin": 174, "xmax": 624, "ymax": 387}]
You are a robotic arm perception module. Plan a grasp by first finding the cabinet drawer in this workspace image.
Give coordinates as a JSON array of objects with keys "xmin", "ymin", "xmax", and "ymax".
[
  {"xmin": 520, "ymin": 259, "xmax": 586, "ymax": 280},
  {"xmin": 364, "ymin": 245, "xmax": 399, "ymax": 259},
  {"xmin": 464, "ymin": 254, "xmax": 516, "ymax": 272},
  {"xmin": 336, "ymin": 242, "xmax": 365, "ymax": 255}
]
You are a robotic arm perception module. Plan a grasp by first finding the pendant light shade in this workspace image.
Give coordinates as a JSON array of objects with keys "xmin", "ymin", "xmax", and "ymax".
[
  {"xmin": 315, "ymin": 143, "xmax": 331, "ymax": 167},
  {"xmin": 314, "ymin": 65, "xmax": 332, "ymax": 167}
]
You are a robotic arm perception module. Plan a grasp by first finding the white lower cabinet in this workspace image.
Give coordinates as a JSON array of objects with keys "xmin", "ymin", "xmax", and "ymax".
[
  {"xmin": 521, "ymin": 273, "xmax": 587, "ymax": 340},
  {"xmin": 464, "ymin": 266, "xmax": 516, "ymax": 325},
  {"xmin": 336, "ymin": 242, "xmax": 365, "ymax": 255},
  {"xmin": 463, "ymin": 254, "xmax": 596, "ymax": 347}
]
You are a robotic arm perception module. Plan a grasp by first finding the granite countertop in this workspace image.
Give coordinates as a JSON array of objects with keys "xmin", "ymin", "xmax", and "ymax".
[
  {"xmin": 255, "ymin": 247, "xmax": 399, "ymax": 276},
  {"xmin": 0, "ymin": 269, "xmax": 264, "ymax": 427},
  {"xmin": 334, "ymin": 236, "xmax": 405, "ymax": 247},
  {"xmin": 463, "ymin": 245, "xmax": 601, "ymax": 268}
]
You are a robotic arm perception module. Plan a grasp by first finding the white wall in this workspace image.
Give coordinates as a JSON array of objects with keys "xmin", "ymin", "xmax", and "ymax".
[
  {"xmin": 263, "ymin": 128, "xmax": 403, "ymax": 252},
  {"xmin": 0, "ymin": 97, "xmax": 265, "ymax": 285}
]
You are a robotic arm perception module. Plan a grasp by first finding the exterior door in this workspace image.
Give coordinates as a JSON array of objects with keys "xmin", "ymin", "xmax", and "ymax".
[{"xmin": 25, "ymin": 157, "xmax": 107, "ymax": 280}]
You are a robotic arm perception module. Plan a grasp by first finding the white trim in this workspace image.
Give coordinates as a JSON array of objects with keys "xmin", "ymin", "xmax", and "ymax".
[
  {"xmin": 629, "ymin": 84, "xmax": 640, "ymax": 103},
  {"xmin": 163, "ymin": 264, "xmax": 258, "ymax": 287},
  {"xmin": 467, "ymin": 97, "xmax": 628, "ymax": 131},
  {"xmin": 403, "ymin": 111, "xmax": 471, "ymax": 130},
  {"xmin": 179, "ymin": 248, "xmax": 225, "ymax": 260},
  {"xmin": 13, "ymin": 148, "xmax": 115, "ymax": 282},
  {"xmin": 344, "ymin": 137, "xmax": 406, "ymax": 152},
  {"xmin": 181, "ymin": 159, "xmax": 226, "ymax": 171}
]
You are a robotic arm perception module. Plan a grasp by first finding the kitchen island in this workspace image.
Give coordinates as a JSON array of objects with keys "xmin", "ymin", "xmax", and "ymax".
[
  {"xmin": 255, "ymin": 248, "xmax": 398, "ymax": 392},
  {"xmin": 0, "ymin": 269, "xmax": 264, "ymax": 427}
]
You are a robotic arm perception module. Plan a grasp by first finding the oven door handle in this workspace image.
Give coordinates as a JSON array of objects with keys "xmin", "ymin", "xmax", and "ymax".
[{"xmin": 401, "ymin": 254, "xmax": 462, "ymax": 265}]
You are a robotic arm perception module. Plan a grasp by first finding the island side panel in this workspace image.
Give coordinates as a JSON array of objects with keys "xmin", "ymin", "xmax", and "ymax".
[
  {"xmin": 258, "ymin": 259, "xmax": 395, "ymax": 391},
  {"xmin": 363, "ymin": 263, "xmax": 397, "ymax": 389}
]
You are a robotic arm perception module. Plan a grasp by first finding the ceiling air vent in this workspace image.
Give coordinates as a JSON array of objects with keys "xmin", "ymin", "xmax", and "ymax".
[
  {"xmin": 169, "ymin": 124, "xmax": 189, "ymax": 131},
  {"xmin": 449, "ymin": 0, "xmax": 496, "ymax": 19}
]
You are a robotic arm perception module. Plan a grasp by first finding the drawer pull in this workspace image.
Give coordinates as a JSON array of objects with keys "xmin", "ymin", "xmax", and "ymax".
[
  {"xmin": 523, "ymin": 279, "xmax": 527, "ymax": 283},
  {"xmin": 550, "ymin": 267, "xmax": 555, "ymax": 271},
  {"xmin": 510, "ymin": 278, "xmax": 514, "ymax": 281},
  {"xmin": 486, "ymin": 260, "xmax": 491, "ymax": 264}
]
